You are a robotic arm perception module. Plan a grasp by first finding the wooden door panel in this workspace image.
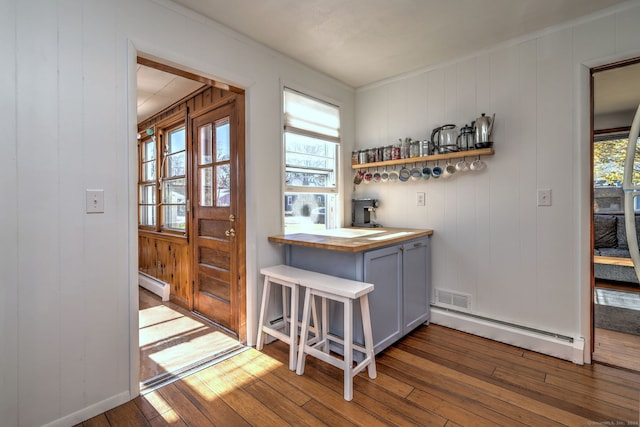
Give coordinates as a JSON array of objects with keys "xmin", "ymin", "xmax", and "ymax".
[
  {"xmin": 199, "ymin": 218, "xmax": 228, "ymax": 239},
  {"xmin": 197, "ymin": 269, "xmax": 230, "ymax": 301},
  {"xmin": 199, "ymin": 246, "xmax": 230, "ymax": 271}
]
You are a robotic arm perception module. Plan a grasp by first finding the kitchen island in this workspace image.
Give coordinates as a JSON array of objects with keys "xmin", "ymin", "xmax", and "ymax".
[{"xmin": 268, "ymin": 227, "xmax": 433, "ymax": 358}]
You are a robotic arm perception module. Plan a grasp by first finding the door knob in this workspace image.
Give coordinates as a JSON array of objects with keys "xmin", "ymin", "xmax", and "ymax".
[
  {"xmin": 229, "ymin": 214, "xmax": 235, "ymax": 222},
  {"xmin": 225, "ymin": 228, "xmax": 236, "ymax": 237}
]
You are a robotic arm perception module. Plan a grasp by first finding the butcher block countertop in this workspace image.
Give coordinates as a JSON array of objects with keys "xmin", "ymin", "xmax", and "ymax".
[{"xmin": 268, "ymin": 227, "xmax": 433, "ymax": 253}]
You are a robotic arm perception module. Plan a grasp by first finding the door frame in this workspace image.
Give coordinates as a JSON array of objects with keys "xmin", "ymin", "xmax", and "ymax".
[{"xmin": 126, "ymin": 42, "xmax": 247, "ymax": 397}]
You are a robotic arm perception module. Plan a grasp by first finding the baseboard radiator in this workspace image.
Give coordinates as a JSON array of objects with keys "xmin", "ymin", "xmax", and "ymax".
[
  {"xmin": 430, "ymin": 305, "xmax": 585, "ymax": 364},
  {"xmin": 139, "ymin": 272, "xmax": 170, "ymax": 302}
]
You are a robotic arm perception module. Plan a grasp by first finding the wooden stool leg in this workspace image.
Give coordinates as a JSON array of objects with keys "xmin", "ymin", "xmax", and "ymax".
[
  {"xmin": 320, "ymin": 296, "xmax": 329, "ymax": 353},
  {"xmin": 256, "ymin": 276, "xmax": 271, "ymax": 351},
  {"xmin": 360, "ymin": 294, "xmax": 377, "ymax": 379},
  {"xmin": 287, "ymin": 283, "xmax": 299, "ymax": 371},
  {"xmin": 343, "ymin": 298, "xmax": 353, "ymax": 401},
  {"xmin": 296, "ymin": 287, "xmax": 313, "ymax": 375}
]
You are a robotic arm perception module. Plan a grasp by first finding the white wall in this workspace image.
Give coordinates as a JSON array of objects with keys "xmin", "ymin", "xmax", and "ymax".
[
  {"xmin": 0, "ymin": 0, "xmax": 354, "ymax": 425},
  {"xmin": 354, "ymin": 2, "xmax": 640, "ymax": 353}
]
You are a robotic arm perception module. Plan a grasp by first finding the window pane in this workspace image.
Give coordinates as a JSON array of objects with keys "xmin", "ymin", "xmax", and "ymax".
[
  {"xmin": 216, "ymin": 164, "xmax": 230, "ymax": 207},
  {"xmin": 284, "ymin": 193, "xmax": 336, "ymax": 234},
  {"xmin": 162, "ymin": 178, "xmax": 186, "ymax": 204},
  {"xmin": 163, "ymin": 205, "xmax": 186, "ymax": 231},
  {"xmin": 199, "ymin": 167, "xmax": 213, "ymax": 207},
  {"xmin": 143, "ymin": 139, "xmax": 155, "ymax": 162},
  {"xmin": 140, "ymin": 205, "xmax": 156, "ymax": 227},
  {"xmin": 140, "ymin": 184, "xmax": 156, "ymax": 204},
  {"xmin": 143, "ymin": 161, "xmax": 156, "ymax": 181},
  {"xmin": 167, "ymin": 127, "xmax": 185, "ymax": 153},
  {"xmin": 594, "ymin": 136, "xmax": 640, "ymax": 213},
  {"xmin": 199, "ymin": 124, "xmax": 212, "ymax": 165},
  {"xmin": 215, "ymin": 118, "xmax": 230, "ymax": 161},
  {"xmin": 285, "ymin": 132, "xmax": 336, "ymax": 188},
  {"xmin": 166, "ymin": 152, "xmax": 186, "ymax": 178}
]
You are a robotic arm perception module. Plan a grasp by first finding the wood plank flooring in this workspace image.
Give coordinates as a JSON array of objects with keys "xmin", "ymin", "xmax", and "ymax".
[
  {"xmin": 139, "ymin": 288, "xmax": 243, "ymax": 389},
  {"xmin": 77, "ymin": 324, "xmax": 640, "ymax": 426}
]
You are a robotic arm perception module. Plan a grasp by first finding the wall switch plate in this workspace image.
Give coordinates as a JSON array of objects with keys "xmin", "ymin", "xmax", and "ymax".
[
  {"xmin": 86, "ymin": 189, "xmax": 104, "ymax": 213},
  {"xmin": 537, "ymin": 189, "xmax": 551, "ymax": 206},
  {"xmin": 416, "ymin": 192, "xmax": 425, "ymax": 206}
]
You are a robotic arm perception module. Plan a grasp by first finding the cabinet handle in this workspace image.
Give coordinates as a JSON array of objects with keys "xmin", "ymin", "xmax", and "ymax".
[{"xmin": 413, "ymin": 243, "xmax": 424, "ymax": 248}]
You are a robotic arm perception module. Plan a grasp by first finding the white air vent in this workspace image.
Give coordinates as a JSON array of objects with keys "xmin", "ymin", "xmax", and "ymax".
[{"xmin": 434, "ymin": 288, "xmax": 471, "ymax": 311}]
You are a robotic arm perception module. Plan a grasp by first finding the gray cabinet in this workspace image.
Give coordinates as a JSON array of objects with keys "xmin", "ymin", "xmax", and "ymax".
[{"xmin": 285, "ymin": 236, "xmax": 430, "ymax": 357}]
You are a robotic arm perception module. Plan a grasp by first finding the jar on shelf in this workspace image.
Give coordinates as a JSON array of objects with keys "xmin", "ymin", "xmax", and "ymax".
[
  {"xmin": 410, "ymin": 140, "xmax": 420, "ymax": 158},
  {"xmin": 400, "ymin": 138, "xmax": 411, "ymax": 159},
  {"xmin": 367, "ymin": 148, "xmax": 376, "ymax": 163},
  {"xmin": 392, "ymin": 144, "xmax": 401, "ymax": 160},
  {"xmin": 351, "ymin": 151, "xmax": 359, "ymax": 165},
  {"xmin": 383, "ymin": 145, "xmax": 392, "ymax": 161}
]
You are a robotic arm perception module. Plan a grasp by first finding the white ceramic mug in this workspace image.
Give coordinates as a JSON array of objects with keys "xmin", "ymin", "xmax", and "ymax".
[
  {"xmin": 442, "ymin": 163, "xmax": 456, "ymax": 178},
  {"xmin": 455, "ymin": 159, "xmax": 469, "ymax": 172},
  {"xmin": 470, "ymin": 158, "xmax": 486, "ymax": 171},
  {"xmin": 381, "ymin": 171, "xmax": 390, "ymax": 182},
  {"xmin": 388, "ymin": 170, "xmax": 399, "ymax": 182},
  {"xmin": 410, "ymin": 167, "xmax": 422, "ymax": 181}
]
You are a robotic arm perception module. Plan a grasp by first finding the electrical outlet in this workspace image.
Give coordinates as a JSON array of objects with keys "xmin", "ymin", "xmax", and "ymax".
[
  {"xmin": 537, "ymin": 189, "xmax": 552, "ymax": 206},
  {"xmin": 416, "ymin": 192, "xmax": 425, "ymax": 206}
]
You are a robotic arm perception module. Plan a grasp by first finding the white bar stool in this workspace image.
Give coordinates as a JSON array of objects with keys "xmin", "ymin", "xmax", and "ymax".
[
  {"xmin": 257, "ymin": 265, "xmax": 318, "ymax": 371},
  {"xmin": 295, "ymin": 272, "xmax": 376, "ymax": 401}
]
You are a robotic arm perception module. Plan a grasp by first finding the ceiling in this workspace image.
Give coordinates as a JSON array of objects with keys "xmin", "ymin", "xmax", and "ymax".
[
  {"xmin": 170, "ymin": 0, "xmax": 626, "ymax": 88},
  {"xmin": 137, "ymin": 63, "xmax": 205, "ymax": 122},
  {"xmin": 138, "ymin": 0, "xmax": 638, "ymax": 122}
]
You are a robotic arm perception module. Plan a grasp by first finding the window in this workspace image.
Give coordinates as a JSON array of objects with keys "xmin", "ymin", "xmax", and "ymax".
[
  {"xmin": 593, "ymin": 132, "xmax": 640, "ymax": 213},
  {"xmin": 162, "ymin": 125, "xmax": 187, "ymax": 231},
  {"xmin": 138, "ymin": 117, "xmax": 188, "ymax": 234},
  {"xmin": 283, "ymin": 87, "xmax": 340, "ymax": 233}
]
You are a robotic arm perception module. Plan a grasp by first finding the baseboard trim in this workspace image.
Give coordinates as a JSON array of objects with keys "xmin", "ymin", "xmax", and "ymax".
[
  {"xmin": 139, "ymin": 271, "xmax": 170, "ymax": 301},
  {"xmin": 41, "ymin": 390, "xmax": 131, "ymax": 427},
  {"xmin": 430, "ymin": 306, "xmax": 585, "ymax": 364}
]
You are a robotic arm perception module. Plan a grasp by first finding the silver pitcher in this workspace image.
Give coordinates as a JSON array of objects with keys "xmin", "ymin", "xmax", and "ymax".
[{"xmin": 474, "ymin": 113, "xmax": 495, "ymax": 148}]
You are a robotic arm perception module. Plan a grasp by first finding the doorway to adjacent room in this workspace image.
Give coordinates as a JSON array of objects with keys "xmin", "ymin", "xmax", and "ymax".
[
  {"xmin": 591, "ymin": 58, "xmax": 640, "ymax": 372},
  {"xmin": 135, "ymin": 57, "xmax": 247, "ymax": 389}
]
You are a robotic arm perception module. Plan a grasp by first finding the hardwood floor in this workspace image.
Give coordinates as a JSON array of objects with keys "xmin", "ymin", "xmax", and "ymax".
[
  {"xmin": 77, "ymin": 324, "xmax": 640, "ymax": 426},
  {"xmin": 139, "ymin": 288, "xmax": 243, "ymax": 389},
  {"xmin": 593, "ymin": 282, "xmax": 640, "ymax": 372},
  {"xmin": 593, "ymin": 327, "xmax": 640, "ymax": 372}
]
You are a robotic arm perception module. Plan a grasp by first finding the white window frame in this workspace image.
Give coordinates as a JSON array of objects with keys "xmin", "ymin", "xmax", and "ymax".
[{"xmin": 281, "ymin": 85, "xmax": 342, "ymax": 233}]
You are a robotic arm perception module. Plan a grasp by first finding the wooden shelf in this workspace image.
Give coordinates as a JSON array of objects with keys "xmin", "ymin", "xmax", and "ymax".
[{"xmin": 351, "ymin": 147, "xmax": 494, "ymax": 169}]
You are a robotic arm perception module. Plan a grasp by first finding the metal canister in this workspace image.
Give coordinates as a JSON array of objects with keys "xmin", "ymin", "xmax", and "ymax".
[{"xmin": 358, "ymin": 150, "xmax": 368, "ymax": 164}]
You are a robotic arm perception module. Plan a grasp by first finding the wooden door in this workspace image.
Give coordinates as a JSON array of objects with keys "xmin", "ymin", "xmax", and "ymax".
[{"xmin": 190, "ymin": 95, "xmax": 246, "ymax": 340}]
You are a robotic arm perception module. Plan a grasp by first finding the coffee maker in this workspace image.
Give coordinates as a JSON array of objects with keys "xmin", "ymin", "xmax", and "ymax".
[{"xmin": 351, "ymin": 198, "xmax": 381, "ymax": 227}]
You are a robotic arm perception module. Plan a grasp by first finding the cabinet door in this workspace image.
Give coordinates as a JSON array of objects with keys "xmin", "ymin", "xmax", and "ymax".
[
  {"xmin": 364, "ymin": 245, "xmax": 403, "ymax": 353},
  {"xmin": 402, "ymin": 238, "xmax": 430, "ymax": 332}
]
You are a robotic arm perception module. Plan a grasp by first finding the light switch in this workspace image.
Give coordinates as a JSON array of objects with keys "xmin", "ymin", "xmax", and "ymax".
[
  {"xmin": 537, "ymin": 189, "xmax": 551, "ymax": 206},
  {"xmin": 86, "ymin": 189, "xmax": 104, "ymax": 213},
  {"xmin": 416, "ymin": 192, "xmax": 425, "ymax": 206}
]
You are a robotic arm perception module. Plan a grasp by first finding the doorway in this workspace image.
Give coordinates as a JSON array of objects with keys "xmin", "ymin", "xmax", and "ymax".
[
  {"xmin": 136, "ymin": 57, "xmax": 247, "ymax": 388},
  {"xmin": 591, "ymin": 58, "xmax": 640, "ymax": 371}
]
